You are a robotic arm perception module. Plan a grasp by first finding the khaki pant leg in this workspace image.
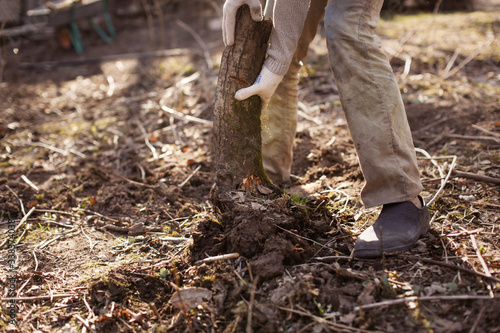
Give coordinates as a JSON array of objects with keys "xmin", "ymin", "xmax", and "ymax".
[
  {"xmin": 324, "ymin": 0, "xmax": 423, "ymax": 207},
  {"xmin": 262, "ymin": 0, "xmax": 327, "ymax": 184}
]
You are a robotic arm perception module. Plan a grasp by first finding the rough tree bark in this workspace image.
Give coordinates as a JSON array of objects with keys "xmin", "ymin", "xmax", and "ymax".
[{"xmin": 213, "ymin": 5, "xmax": 273, "ymax": 194}]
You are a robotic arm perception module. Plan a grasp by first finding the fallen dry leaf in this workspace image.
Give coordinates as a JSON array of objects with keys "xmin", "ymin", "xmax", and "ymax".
[{"xmin": 170, "ymin": 287, "xmax": 212, "ymax": 312}]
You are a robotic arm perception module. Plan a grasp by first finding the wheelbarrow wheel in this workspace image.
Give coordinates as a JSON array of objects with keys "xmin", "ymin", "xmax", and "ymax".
[{"xmin": 56, "ymin": 26, "xmax": 73, "ymax": 50}]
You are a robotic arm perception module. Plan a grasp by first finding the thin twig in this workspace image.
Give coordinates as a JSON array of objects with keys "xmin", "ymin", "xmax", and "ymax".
[
  {"xmin": 399, "ymin": 255, "xmax": 500, "ymax": 284},
  {"xmin": 12, "ymin": 140, "xmax": 85, "ymax": 157},
  {"xmin": 447, "ymin": 133, "xmax": 500, "ymax": 144},
  {"xmin": 137, "ymin": 120, "xmax": 159, "ymax": 160},
  {"xmin": 160, "ymin": 104, "xmax": 213, "ymax": 125},
  {"xmin": 387, "ymin": 28, "xmax": 417, "ymax": 63},
  {"xmin": 312, "ymin": 256, "xmax": 354, "ymax": 261},
  {"xmin": 415, "ymin": 149, "xmax": 457, "ymax": 206},
  {"xmin": 433, "ymin": 0, "xmax": 444, "ymax": 14},
  {"xmin": 153, "ymin": 0, "xmax": 166, "ymax": 50},
  {"xmin": 472, "ymin": 124, "xmax": 500, "ymax": 139},
  {"xmin": 179, "ymin": 165, "xmax": 202, "ymax": 188},
  {"xmin": 470, "ymin": 234, "xmax": 494, "ymax": 298},
  {"xmin": 70, "ymin": 208, "xmax": 119, "ymax": 222},
  {"xmin": 198, "ymin": 253, "xmax": 240, "ymax": 264},
  {"xmin": 33, "ymin": 250, "xmax": 39, "ymax": 271},
  {"xmin": 413, "ymin": 116, "xmax": 448, "ymax": 134},
  {"xmin": 451, "ymin": 170, "xmax": 500, "ymax": 185},
  {"xmin": 274, "ymin": 225, "xmax": 325, "ymax": 248},
  {"xmin": 276, "ymin": 306, "xmax": 372, "ymax": 333},
  {"xmin": 444, "ymin": 228, "xmax": 484, "ymax": 237},
  {"xmin": 74, "ymin": 314, "xmax": 95, "ymax": 333},
  {"xmin": 83, "ymin": 296, "xmax": 94, "ymax": 320},
  {"xmin": 141, "ymin": 0, "xmax": 156, "ymax": 50},
  {"xmin": 21, "ymin": 175, "xmax": 40, "ymax": 191},
  {"xmin": 19, "ymin": 49, "xmax": 191, "ymax": 69},
  {"xmin": 442, "ymin": 48, "xmax": 460, "ymax": 77},
  {"xmin": 39, "ymin": 217, "xmax": 74, "ymax": 228},
  {"xmin": 0, "ymin": 206, "xmax": 36, "ymax": 249},
  {"xmin": 469, "ymin": 307, "xmax": 486, "ymax": 333},
  {"xmin": 427, "ymin": 157, "xmax": 456, "ymax": 206},
  {"xmin": 176, "ymin": 19, "xmax": 213, "ymax": 69},
  {"xmin": 158, "ymin": 236, "xmax": 190, "ymax": 243},
  {"xmin": 442, "ymin": 37, "xmax": 495, "ymax": 80},
  {"xmin": 246, "ymin": 276, "xmax": 259, "ymax": 333},
  {"xmin": 81, "ymin": 226, "xmax": 95, "ymax": 250},
  {"xmin": 115, "ymin": 173, "xmax": 157, "ymax": 188},
  {"xmin": 1, "ymin": 294, "xmax": 79, "ymax": 301},
  {"xmin": 354, "ymin": 295, "xmax": 492, "ymax": 311},
  {"xmin": 5, "ymin": 185, "xmax": 26, "ymax": 216}
]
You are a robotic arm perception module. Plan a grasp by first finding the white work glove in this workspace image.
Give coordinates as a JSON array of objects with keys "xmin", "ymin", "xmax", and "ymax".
[
  {"xmin": 222, "ymin": 0, "xmax": 263, "ymax": 46},
  {"xmin": 235, "ymin": 66, "xmax": 284, "ymax": 110}
]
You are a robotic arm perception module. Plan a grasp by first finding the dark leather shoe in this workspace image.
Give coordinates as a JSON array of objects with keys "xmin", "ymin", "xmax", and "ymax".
[{"xmin": 353, "ymin": 196, "xmax": 430, "ymax": 258}]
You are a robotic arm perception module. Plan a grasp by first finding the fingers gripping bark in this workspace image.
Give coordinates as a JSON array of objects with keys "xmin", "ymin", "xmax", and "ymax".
[
  {"xmin": 223, "ymin": 0, "xmax": 263, "ymax": 46},
  {"xmin": 235, "ymin": 66, "xmax": 284, "ymax": 110}
]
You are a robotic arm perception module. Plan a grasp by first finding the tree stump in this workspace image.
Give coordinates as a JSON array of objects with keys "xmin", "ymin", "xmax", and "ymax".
[{"xmin": 213, "ymin": 5, "xmax": 273, "ymax": 197}]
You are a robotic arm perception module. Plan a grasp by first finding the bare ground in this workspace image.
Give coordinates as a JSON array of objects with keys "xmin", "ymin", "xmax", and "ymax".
[{"xmin": 1, "ymin": 4, "xmax": 500, "ymax": 333}]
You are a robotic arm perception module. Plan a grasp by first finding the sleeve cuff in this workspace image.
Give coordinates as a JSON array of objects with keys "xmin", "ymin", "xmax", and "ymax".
[{"xmin": 264, "ymin": 57, "xmax": 290, "ymax": 76}]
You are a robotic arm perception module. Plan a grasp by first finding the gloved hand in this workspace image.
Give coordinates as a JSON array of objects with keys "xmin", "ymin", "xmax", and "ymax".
[
  {"xmin": 222, "ymin": 0, "xmax": 263, "ymax": 46},
  {"xmin": 235, "ymin": 66, "xmax": 284, "ymax": 110}
]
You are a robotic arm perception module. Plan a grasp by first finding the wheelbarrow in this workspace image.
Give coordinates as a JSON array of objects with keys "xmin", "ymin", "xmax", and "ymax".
[{"xmin": 27, "ymin": 0, "xmax": 116, "ymax": 54}]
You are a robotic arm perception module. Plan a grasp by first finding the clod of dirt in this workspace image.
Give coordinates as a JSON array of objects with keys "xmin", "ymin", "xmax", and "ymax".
[{"xmin": 190, "ymin": 197, "xmax": 322, "ymax": 280}]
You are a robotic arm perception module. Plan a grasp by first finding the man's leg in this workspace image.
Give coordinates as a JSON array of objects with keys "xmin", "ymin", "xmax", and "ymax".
[
  {"xmin": 323, "ymin": 0, "xmax": 429, "ymax": 257},
  {"xmin": 261, "ymin": 0, "xmax": 328, "ymax": 184}
]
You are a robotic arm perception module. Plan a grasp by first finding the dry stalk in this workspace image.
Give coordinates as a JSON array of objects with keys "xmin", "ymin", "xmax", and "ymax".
[
  {"xmin": 472, "ymin": 124, "xmax": 500, "ymax": 139},
  {"xmin": 176, "ymin": 19, "xmax": 213, "ymax": 69},
  {"xmin": 137, "ymin": 120, "xmax": 159, "ymax": 160},
  {"xmin": 153, "ymin": 0, "xmax": 166, "ymax": 50},
  {"xmin": 74, "ymin": 314, "xmax": 95, "ymax": 333},
  {"xmin": 70, "ymin": 208, "xmax": 119, "ymax": 223},
  {"xmin": 11, "ymin": 139, "xmax": 85, "ymax": 157},
  {"xmin": 469, "ymin": 233, "xmax": 494, "ymax": 298},
  {"xmin": 0, "ymin": 22, "xmax": 7, "ymax": 82},
  {"xmin": 1, "ymin": 294, "xmax": 79, "ymax": 301},
  {"xmin": 399, "ymin": 255, "xmax": 500, "ymax": 284},
  {"xmin": 20, "ymin": 48, "xmax": 191, "ymax": 69},
  {"xmin": 274, "ymin": 224, "xmax": 325, "ymax": 248},
  {"xmin": 198, "ymin": 252, "xmax": 240, "ymax": 264},
  {"xmin": 413, "ymin": 116, "xmax": 448, "ymax": 134},
  {"xmin": 21, "ymin": 175, "xmax": 40, "ymax": 192},
  {"xmin": 40, "ymin": 217, "xmax": 74, "ymax": 229},
  {"xmin": 246, "ymin": 276, "xmax": 259, "ymax": 333},
  {"xmin": 469, "ymin": 307, "xmax": 486, "ymax": 333},
  {"xmin": 5, "ymin": 184, "xmax": 26, "ymax": 215},
  {"xmin": 83, "ymin": 296, "xmax": 94, "ymax": 320},
  {"xmin": 276, "ymin": 305, "xmax": 372, "ymax": 333},
  {"xmin": 204, "ymin": 0, "xmax": 222, "ymax": 18},
  {"xmin": 442, "ymin": 48, "xmax": 460, "ymax": 77},
  {"xmin": 141, "ymin": 0, "xmax": 156, "ymax": 50},
  {"xmin": 179, "ymin": 165, "xmax": 202, "ymax": 188},
  {"xmin": 415, "ymin": 148, "xmax": 457, "ymax": 207},
  {"xmin": 387, "ymin": 28, "xmax": 417, "ymax": 63},
  {"xmin": 354, "ymin": 294, "xmax": 492, "ymax": 311},
  {"xmin": 160, "ymin": 104, "xmax": 213, "ymax": 126},
  {"xmin": 0, "ymin": 206, "xmax": 36, "ymax": 249},
  {"xmin": 451, "ymin": 171, "xmax": 500, "ymax": 185},
  {"xmin": 442, "ymin": 36, "xmax": 495, "ymax": 80},
  {"xmin": 81, "ymin": 226, "xmax": 95, "ymax": 250},
  {"xmin": 33, "ymin": 250, "xmax": 39, "ymax": 271},
  {"xmin": 447, "ymin": 133, "xmax": 500, "ymax": 144}
]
